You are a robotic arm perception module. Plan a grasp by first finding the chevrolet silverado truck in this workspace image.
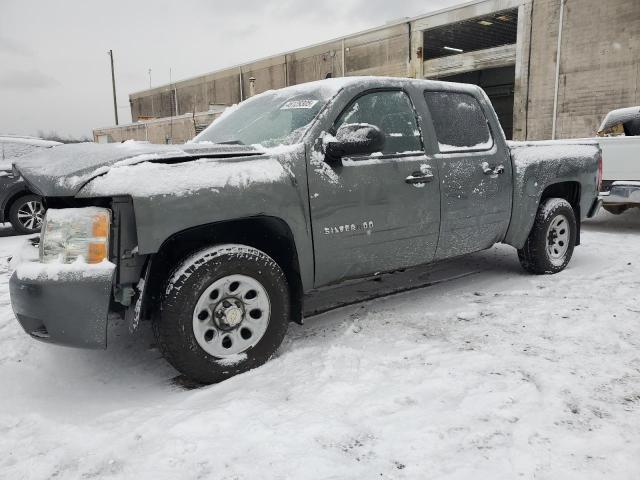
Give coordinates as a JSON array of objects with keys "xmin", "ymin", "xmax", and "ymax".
[
  {"xmin": 596, "ymin": 106, "xmax": 640, "ymax": 214},
  {"xmin": 9, "ymin": 77, "xmax": 602, "ymax": 384}
]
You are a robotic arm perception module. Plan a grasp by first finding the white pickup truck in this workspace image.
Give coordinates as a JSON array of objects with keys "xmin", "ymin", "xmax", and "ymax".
[{"xmin": 597, "ymin": 106, "xmax": 640, "ymax": 214}]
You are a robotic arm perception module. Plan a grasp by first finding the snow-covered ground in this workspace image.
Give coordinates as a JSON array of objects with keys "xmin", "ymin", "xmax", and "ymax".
[{"xmin": 1, "ymin": 210, "xmax": 639, "ymax": 479}]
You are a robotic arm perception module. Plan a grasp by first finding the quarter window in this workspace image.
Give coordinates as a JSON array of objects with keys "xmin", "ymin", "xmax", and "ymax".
[
  {"xmin": 335, "ymin": 90, "xmax": 423, "ymax": 155},
  {"xmin": 424, "ymin": 91, "xmax": 493, "ymax": 152}
]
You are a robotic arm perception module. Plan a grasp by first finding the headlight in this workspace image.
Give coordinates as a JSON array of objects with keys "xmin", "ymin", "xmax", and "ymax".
[{"xmin": 40, "ymin": 207, "xmax": 111, "ymax": 264}]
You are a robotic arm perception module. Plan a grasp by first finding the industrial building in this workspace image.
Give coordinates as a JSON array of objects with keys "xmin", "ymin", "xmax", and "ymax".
[{"xmin": 93, "ymin": 0, "xmax": 640, "ymax": 144}]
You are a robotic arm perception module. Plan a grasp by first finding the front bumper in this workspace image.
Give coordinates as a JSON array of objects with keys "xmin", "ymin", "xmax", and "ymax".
[
  {"xmin": 9, "ymin": 243, "xmax": 115, "ymax": 349},
  {"xmin": 599, "ymin": 181, "xmax": 640, "ymax": 206}
]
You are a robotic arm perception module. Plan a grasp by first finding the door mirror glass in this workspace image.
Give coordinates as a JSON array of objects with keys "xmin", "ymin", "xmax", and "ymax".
[{"xmin": 325, "ymin": 123, "xmax": 385, "ymax": 161}]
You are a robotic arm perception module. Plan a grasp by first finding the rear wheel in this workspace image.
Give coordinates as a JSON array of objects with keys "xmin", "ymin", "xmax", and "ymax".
[
  {"xmin": 518, "ymin": 198, "xmax": 577, "ymax": 274},
  {"xmin": 154, "ymin": 244, "xmax": 290, "ymax": 384},
  {"xmin": 9, "ymin": 194, "xmax": 44, "ymax": 234}
]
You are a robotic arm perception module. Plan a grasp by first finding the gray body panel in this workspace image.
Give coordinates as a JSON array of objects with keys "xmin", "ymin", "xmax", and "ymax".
[
  {"xmin": 304, "ymin": 81, "xmax": 441, "ymax": 286},
  {"xmin": 9, "ymin": 77, "xmax": 601, "ymax": 350},
  {"xmin": 505, "ymin": 141, "xmax": 601, "ymax": 248},
  {"xmin": 420, "ymin": 87, "xmax": 514, "ymax": 260},
  {"xmin": 76, "ymin": 145, "xmax": 316, "ymax": 292}
]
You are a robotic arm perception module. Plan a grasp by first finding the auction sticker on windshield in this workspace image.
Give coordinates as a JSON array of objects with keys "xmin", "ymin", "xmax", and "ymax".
[{"xmin": 280, "ymin": 100, "xmax": 319, "ymax": 110}]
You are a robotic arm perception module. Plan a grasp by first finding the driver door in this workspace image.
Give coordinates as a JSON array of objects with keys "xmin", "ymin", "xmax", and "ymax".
[{"xmin": 307, "ymin": 89, "xmax": 441, "ymax": 286}]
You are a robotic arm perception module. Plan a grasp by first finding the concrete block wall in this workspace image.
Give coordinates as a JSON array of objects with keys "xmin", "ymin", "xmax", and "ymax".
[
  {"xmin": 526, "ymin": 0, "xmax": 640, "ymax": 139},
  {"xmin": 129, "ymin": 24, "xmax": 412, "ymax": 123},
  {"xmin": 555, "ymin": 0, "xmax": 640, "ymax": 138},
  {"xmin": 117, "ymin": 0, "xmax": 639, "ymax": 144},
  {"xmin": 93, "ymin": 111, "xmax": 220, "ymax": 145}
]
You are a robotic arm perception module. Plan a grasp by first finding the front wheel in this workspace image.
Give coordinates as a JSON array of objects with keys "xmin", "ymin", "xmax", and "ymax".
[
  {"xmin": 9, "ymin": 194, "xmax": 45, "ymax": 234},
  {"xmin": 154, "ymin": 244, "xmax": 290, "ymax": 384},
  {"xmin": 518, "ymin": 198, "xmax": 577, "ymax": 274}
]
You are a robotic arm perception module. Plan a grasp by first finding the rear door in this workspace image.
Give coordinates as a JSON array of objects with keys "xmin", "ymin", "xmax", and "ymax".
[
  {"xmin": 307, "ymin": 88, "xmax": 441, "ymax": 286},
  {"xmin": 423, "ymin": 90, "xmax": 513, "ymax": 259}
]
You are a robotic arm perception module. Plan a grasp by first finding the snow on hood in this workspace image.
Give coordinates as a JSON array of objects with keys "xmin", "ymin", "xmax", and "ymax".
[
  {"xmin": 13, "ymin": 140, "xmax": 266, "ymax": 197},
  {"xmin": 80, "ymin": 155, "xmax": 288, "ymax": 198}
]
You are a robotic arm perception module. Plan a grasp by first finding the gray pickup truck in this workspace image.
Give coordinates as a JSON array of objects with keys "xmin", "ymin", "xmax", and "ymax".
[{"xmin": 10, "ymin": 77, "xmax": 602, "ymax": 384}]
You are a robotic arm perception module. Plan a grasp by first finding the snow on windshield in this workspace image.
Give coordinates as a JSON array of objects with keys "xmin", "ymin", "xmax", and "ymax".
[{"xmin": 192, "ymin": 80, "xmax": 347, "ymax": 148}]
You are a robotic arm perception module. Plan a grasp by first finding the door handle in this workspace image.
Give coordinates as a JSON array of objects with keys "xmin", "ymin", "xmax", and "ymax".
[
  {"xmin": 482, "ymin": 162, "xmax": 505, "ymax": 176},
  {"xmin": 405, "ymin": 171, "xmax": 434, "ymax": 184}
]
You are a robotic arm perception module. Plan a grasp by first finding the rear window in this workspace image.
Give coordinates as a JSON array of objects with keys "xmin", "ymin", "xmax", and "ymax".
[{"xmin": 424, "ymin": 91, "xmax": 493, "ymax": 152}]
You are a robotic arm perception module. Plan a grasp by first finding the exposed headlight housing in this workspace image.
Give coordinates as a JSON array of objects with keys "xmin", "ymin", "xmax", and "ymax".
[{"xmin": 40, "ymin": 207, "xmax": 111, "ymax": 264}]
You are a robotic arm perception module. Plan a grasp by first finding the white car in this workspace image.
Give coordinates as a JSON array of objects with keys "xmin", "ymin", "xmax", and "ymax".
[{"xmin": 597, "ymin": 107, "xmax": 640, "ymax": 214}]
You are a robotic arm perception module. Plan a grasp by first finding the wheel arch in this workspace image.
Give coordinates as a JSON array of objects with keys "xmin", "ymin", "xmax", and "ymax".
[
  {"xmin": 2, "ymin": 187, "xmax": 32, "ymax": 222},
  {"xmin": 505, "ymin": 180, "xmax": 583, "ymax": 249},
  {"xmin": 140, "ymin": 216, "xmax": 304, "ymax": 325},
  {"xmin": 539, "ymin": 181, "xmax": 582, "ymax": 245}
]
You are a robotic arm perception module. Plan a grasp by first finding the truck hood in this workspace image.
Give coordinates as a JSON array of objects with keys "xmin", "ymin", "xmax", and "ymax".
[{"xmin": 13, "ymin": 141, "xmax": 264, "ymax": 197}]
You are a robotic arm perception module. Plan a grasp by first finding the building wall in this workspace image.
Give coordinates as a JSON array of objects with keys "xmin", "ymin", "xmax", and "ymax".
[
  {"xmin": 93, "ymin": 111, "xmax": 221, "ymax": 145},
  {"xmin": 526, "ymin": 0, "xmax": 640, "ymax": 139},
  {"xmin": 128, "ymin": 24, "xmax": 412, "ymax": 123},
  {"xmin": 107, "ymin": 0, "xmax": 639, "ymax": 144}
]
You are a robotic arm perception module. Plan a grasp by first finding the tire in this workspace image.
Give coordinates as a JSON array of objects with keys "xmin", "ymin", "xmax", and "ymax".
[
  {"xmin": 154, "ymin": 244, "xmax": 290, "ymax": 384},
  {"xmin": 9, "ymin": 194, "xmax": 45, "ymax": 234},
  {"xmin": 518, "ymin": 198, "xmax": 577, "ymax": 275},
  {"xmin": 603, "ymin": 205, "xmax": 628, "ymax": 215}
]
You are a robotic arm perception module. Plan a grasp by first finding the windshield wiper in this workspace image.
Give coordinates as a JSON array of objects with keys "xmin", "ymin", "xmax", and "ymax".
[{"xmin": 216, "ymin": 140, "xmax": 245, "ymax": 145}]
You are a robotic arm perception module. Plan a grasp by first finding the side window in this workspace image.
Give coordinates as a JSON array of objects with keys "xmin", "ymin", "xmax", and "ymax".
[
  {"xmin": 335, "ymin": 90, "xmax": 423, "ymax": 155},
  {"xmin": 424, "ymin": 91, "xmax": 493, "ymax": 152}
]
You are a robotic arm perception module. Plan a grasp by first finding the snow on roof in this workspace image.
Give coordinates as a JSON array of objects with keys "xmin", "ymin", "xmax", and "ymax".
[
  {"xmin": 0, "ymin": 136, "xmax": 62, "ymax": 164},
  {"xmin": 243, "ymin": 77, "xmax": 482, "ymax": 103},
  {"xmin": 0, "ymin": 136, "xmax": 62, "ymax": 148},
  {"xmin": 599, "ymin": 106, "xmax": 640, "ymax": 132}
]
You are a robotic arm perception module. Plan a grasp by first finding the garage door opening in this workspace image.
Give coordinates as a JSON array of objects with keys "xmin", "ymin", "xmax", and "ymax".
[
  {"xmin": 439, "ymin": 66, "xmax": 515, "ymax": 140},
  {"xmin": 423, "ymin": 9, "xmax": 518, "ymax": 61}
]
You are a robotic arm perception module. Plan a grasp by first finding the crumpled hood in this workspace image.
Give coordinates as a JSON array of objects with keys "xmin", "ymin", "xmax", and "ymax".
[{"xmin": 13, "ymin": 141, "xmax": 263, "ymax": 197}]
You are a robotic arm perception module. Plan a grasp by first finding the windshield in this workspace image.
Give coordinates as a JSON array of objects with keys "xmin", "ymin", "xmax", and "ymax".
[{"xmin": 193, "ymin": 84, "xmax": 336, "ymax": 148}]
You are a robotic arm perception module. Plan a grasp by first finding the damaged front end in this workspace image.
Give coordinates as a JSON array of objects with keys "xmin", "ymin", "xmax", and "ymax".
[
  {"xmin": 9, "ymin": 198, "xmax": 146, "ymax": 349},
  {"xmin": 10, "ymin": 229, "xmax": 116, "ymax": 349}
]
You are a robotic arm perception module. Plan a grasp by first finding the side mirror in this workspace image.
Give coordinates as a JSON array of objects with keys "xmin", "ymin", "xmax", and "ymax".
[{"xmin": 324, "ymin": 123, "xmax": 385, "ymax": 163}]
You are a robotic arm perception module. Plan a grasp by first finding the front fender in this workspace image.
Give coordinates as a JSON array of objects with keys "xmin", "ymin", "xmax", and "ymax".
[{"xmin": 77, "ymin": 145, "xmax": 314, "ymax": 291}]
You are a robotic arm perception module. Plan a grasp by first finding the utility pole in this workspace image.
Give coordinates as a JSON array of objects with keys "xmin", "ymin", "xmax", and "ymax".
[
  {"xmin": 108, "ymin": 49, "xmax": 119, "ymax": 125},
  {"xmin": 149, "ymin": 68, "xmax": 154, "ymax": 117}
]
